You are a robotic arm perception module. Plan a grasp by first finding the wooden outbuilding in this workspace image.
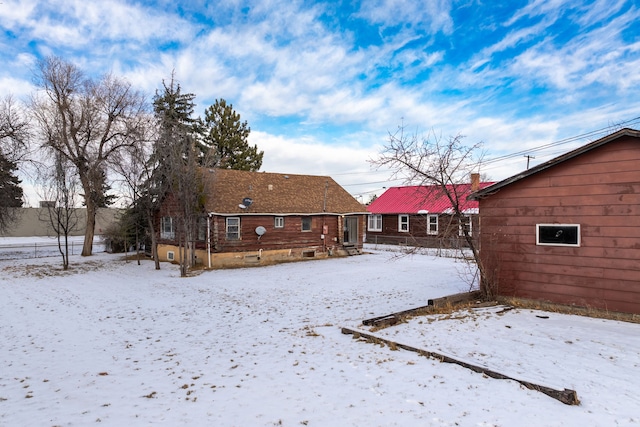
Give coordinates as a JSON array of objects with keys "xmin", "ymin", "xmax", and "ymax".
[
  {"xmin": 157, "ymin": 168, "xmax": 367, "ymax": 268},
  {"xmin": 470, "ymin": 128, "xmax": 640, "ymax": 314}
]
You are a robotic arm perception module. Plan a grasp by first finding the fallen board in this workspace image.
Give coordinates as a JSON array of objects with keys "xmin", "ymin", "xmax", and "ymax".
[
  {"xmin": 361, "ymin": 290, "xmax": 483, "ymax": 328},
  {"xmin": 341, "ymin": 326, "xmax": 580, "ymax": 406}
]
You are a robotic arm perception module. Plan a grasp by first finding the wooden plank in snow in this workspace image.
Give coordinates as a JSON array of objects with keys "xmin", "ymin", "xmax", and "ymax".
[{"xmin": 341, "ymin": 327, "xmax": 580, "ymax": 406}]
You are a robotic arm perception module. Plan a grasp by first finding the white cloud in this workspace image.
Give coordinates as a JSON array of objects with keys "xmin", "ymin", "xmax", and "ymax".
[
  {"xmin": 2, "ymin": 0, "xmax": 640, "ymax": 200},
  {"xmin": 505, "ymin": 3, "xmax": 640, "ymax": 93},
  {"xmin": 252, "ymin": 130, "xmax": 378, "ymax": 175},
  {"xmin": 0, "ymin": 77, "xmax": 34, "ymax": 99},
  {"xmin": 0, "ymin": 0, "xmax": 38, "ymax": 28},
  {"xmin": 357, "ymin": 0, "xmax": 454, "ymax": 36},
  {"xmin": 250, "ymin": 130, "xmax": 395, "ymax": 198}
]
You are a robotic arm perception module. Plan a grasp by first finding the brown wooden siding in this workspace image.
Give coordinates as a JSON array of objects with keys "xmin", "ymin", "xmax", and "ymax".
[
  {"xmin": 211, "ymin": 214, "xmax": 365, "ymax": 253},
  {"xmin": 479, "ymin": 136, "xmax": 640, "ymax": 314},
  {"xmin": 366, "ymin": 213, "xmax": 479, "ymax": 247}
]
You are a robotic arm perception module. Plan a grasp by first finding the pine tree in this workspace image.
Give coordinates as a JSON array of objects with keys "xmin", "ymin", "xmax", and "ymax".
[
  {"xmin": 150, "ymin": 75, "xmax": 206, "ymax": 276},
  {"xmin": 0, "ymin": 152, "xmax": 23, "ymax": 208},
  {"xmin": 201, "ymin": 99, "xmax": 263, "ymax": 171}
]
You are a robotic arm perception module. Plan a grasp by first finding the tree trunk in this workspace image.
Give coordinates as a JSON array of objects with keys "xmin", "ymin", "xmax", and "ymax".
[
  {"xmin": 82, "ymin": 200, "xmax": 97, "ymax": 256},
  {"xmin": 147, "ymin": 214, "xmax": 160, "ymax": 270}
]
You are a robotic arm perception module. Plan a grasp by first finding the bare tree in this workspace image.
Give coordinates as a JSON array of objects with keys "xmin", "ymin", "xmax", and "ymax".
[
  {"xmin": 372, "ymin": 125, "xmax": 494, "ymax": 297},
  {"xmin": 111, "ymin": 128, "xmax": 162, "ymax": 269},
  {"xmin": 0, "ymin": 96, "xmax": 30, "ymax": 233},
  {"xmin": 39, "ymin": 154, "xmax": 81, "ymax": 270},
  {"xmin": 30, "ymin": 56, "xmax": 147, "ymax": 256},
  {"xmin": 0, "ymin": 95, "xmax": 30, "ymax": 161}
]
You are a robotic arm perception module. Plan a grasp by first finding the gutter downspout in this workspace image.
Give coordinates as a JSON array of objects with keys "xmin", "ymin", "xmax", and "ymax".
[
  {"xmin": 323, "ymin": 180, "xmax": 328, "ymax": 253},
  {"xmin": 207, "ymin": 213, "xmax": 212, "ymax": 269}
]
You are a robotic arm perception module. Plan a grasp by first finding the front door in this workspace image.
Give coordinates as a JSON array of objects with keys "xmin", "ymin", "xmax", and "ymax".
[{"xmin": 343, "ymin": 216, "xmax": 358, "ymax": 245}]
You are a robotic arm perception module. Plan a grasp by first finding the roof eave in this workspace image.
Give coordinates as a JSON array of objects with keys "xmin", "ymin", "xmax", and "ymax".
[{"xmin": 208, "ymin": 211, "xmax": 369, "ymax": 217}]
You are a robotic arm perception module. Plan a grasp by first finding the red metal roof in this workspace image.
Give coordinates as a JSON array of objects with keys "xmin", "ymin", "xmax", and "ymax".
[{"xmin": 367, "ymin": 183, "xmax": 494, "ymax": 214}]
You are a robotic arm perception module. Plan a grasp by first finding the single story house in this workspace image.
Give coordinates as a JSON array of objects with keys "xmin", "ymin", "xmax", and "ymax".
[
  {"xmin": 157, "ymin": 168, "xmax": 368, "ymax": 267},
  {"xmin": 366, "ymin": 174, "xmax": 493, "ymax": 248},
  {"xmin": 469, "ymin": 128, "xmax": 640, "ymax": 314}
]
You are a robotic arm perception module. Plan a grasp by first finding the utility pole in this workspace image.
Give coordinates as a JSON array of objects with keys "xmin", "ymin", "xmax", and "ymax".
[{"xmin": 524, "ymin": 155, "xmax": 535, "ymax": 169}]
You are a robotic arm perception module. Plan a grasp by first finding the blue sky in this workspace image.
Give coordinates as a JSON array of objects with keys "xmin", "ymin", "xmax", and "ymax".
[{"xmin": 2, "ymin": 0, "xmax": 639, "ymax": 203}]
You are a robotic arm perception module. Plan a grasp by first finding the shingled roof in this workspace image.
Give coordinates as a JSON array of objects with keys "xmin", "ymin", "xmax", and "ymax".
[{"xmin": 203, "ymin": 169, "xmax": 367, "ymax": 215}]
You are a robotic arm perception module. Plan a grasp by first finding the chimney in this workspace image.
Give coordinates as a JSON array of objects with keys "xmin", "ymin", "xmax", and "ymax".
[{"xmin": 471, "ymin": 173, "xmax": 480, "ymax": 192}]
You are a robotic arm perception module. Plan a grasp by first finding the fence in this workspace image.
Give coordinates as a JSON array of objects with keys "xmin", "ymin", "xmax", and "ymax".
[{"xmin": 0, "ymin": 239, "xmax": 106, "ymax": 260}]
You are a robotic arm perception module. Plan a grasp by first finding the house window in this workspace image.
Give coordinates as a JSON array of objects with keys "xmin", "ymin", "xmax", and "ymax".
[
  {"xmin": 459, "ymin": 215, "xmax": 472, "ymax": 236},
  {"xmin": 226, "ymin": 217, "xmax": 240, "ymax": 240},
  {"xmin": 536, "ymin": 224, "xmax": 580, "ymax": 247},
  {"xmin": 301, "ymin": 217, "xmax": 312, "ymax": 232},
  {"xmin": 274, "ymin": 216, "xmax": 284, "ymax": 228},
  {"xmin": 427, "ymin": 214, "xmax": 438, "ymax": 235},
  {"xmin": 197, "ymin": 217, "xmax": 207, "ymax": 241},
  {"xmin": 161, "ymin": 216, "xmax": 175, "ymax": 240},
  {"xmin": 368, "ymin": 214, "xmax": 382, "ymax": 232},
  {"xmin": 398, "ymin": 215, "xmax": 409, "ymax": 232}
]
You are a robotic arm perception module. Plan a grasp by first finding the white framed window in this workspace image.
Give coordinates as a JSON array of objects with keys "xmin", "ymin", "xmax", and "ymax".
[
  {"xmin": 398, "ymin": 215, "xmax": 409, "ymax": 232},
  {"xmin": 161, "ymin": 216, "xmax": 175, "ymax": 240},
  {"xmin": 536, "ymin": 224, "xmax": 580, "ymax": 247},
  {"xmin": 301, "ymin": 217, "xmax": 312, "ymax": 232},
  {"xmin": 226, "ymin": 217, "xmax": 240, "ymax": 240},
  {"xmin": 167, "ymin": 251, "xmax": 175, "ymax": 261},
  {"xmin": 274, "ymin": 216, "xmax": 284, "ymax": 228},
  {"xmin": 427, "ymin": 214, "xmax": 438, "ymax": 235},
  {"xmin": 459, "ymin": 215, "xmax": 472, "ymax": 236},
  {"xmin": 197, "ymin": 217, "xmax": 207, "ymax": 241},
  {"xmin": 368, "ymin": 214, "xmax": 382, "ymax": 232}
]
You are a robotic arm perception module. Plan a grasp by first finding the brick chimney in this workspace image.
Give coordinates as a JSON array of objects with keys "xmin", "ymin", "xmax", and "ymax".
[{"xmin": 471, "ymin": 173, "xmax": 480, "ymax": 192}]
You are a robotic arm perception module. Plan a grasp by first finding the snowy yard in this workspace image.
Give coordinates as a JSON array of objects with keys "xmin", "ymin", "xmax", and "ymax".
[{"xmin": 0, "ymin": 243, "xmax": 638, "ymax": 426}]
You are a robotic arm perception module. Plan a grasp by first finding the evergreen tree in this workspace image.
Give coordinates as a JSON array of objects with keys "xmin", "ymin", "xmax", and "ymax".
[
  {"xmin": 201, "ymin": 99, "xmax": 263, "ymax": 171},
  {"xmin": 81, "ymin": 167, "xmax": 116, "ymax": 208},
  {"xmin": 0, "ymin": 152, "xmax": 23, "ymax": 208},
  {"xmin": 0, "ymin": 95, "xmax": 28, "ymax": 233},
  {"xmin": 151, "ymin": 75, "xmax": 207, "ymax": 276},
  {"xmin": 151, "ymin": 76, "xmax": 201, "ymax": 189}
]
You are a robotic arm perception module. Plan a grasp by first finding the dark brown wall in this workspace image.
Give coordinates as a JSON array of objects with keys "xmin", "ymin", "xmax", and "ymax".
[
  {"xmin": 211, "ymin": 214, "xmax": 364, "ymax": 253},
  {"xmin": 366, "ymin": 213, "xmax": 479, "ymax": 247},
  {"xmin": 479, "ymin": 136, "xmax": 640, "ymax": 314}
]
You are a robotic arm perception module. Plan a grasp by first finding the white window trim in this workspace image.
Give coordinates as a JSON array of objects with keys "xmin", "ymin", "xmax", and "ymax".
[
  {"xmin": 226, "ymin": 217, "xmax": 240, "ymax": 240},
  {"xmin": 536, "ymin": 224, "xmax": 581, "ymax": 247},
  {"xmin": 368, "ymin": 214, "xmax": 382, "ymax": 232},
  {"xmin": 167, "ymin": 251, "xmax": 175, "ymax": 261},
  {"xmin": 427, "ymin": 214, "xmax": 438, "ymax": 235},
  {"xmin": 301, "ymin": 217, "xmax": 312, "ymax": 232},
  {"xmin": 274, "ymin": 216, "xmax": 284, "ymax": 228},
  {"xmin": 398, "ymin": 215, "xmax": 409, "ymax": 233},
  {"xmin": 160, "ymin": 216, "xmax": 175, "ymax": 240},
  {"xmin": 197, "ymin": 217, "xmax": 207, "ymax": 241},
  {"xmin": 458, "ymin": 215, "xmax": 472, "ymax": 237}
]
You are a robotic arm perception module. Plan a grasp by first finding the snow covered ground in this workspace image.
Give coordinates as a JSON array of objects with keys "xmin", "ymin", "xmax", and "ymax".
[
  {"xmin": 0, "ymin": 236, "xmax": 106, "ymax": 260},
  {"xmin": 0, "ymin": 242, "xmax": 638, "ymax": 426}
]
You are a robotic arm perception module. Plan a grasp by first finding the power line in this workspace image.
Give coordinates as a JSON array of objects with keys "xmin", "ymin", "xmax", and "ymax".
[
  {"xmin": 482, "ymin": 117, "xmax": 640, "ymax": 166},
  {"xmin": 341, "ymin": 179, "xmax": 404, "ymax": 187},
  {"xmin": 337, "ymin": 118, "xmax": 640, "ymax": 190}
]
